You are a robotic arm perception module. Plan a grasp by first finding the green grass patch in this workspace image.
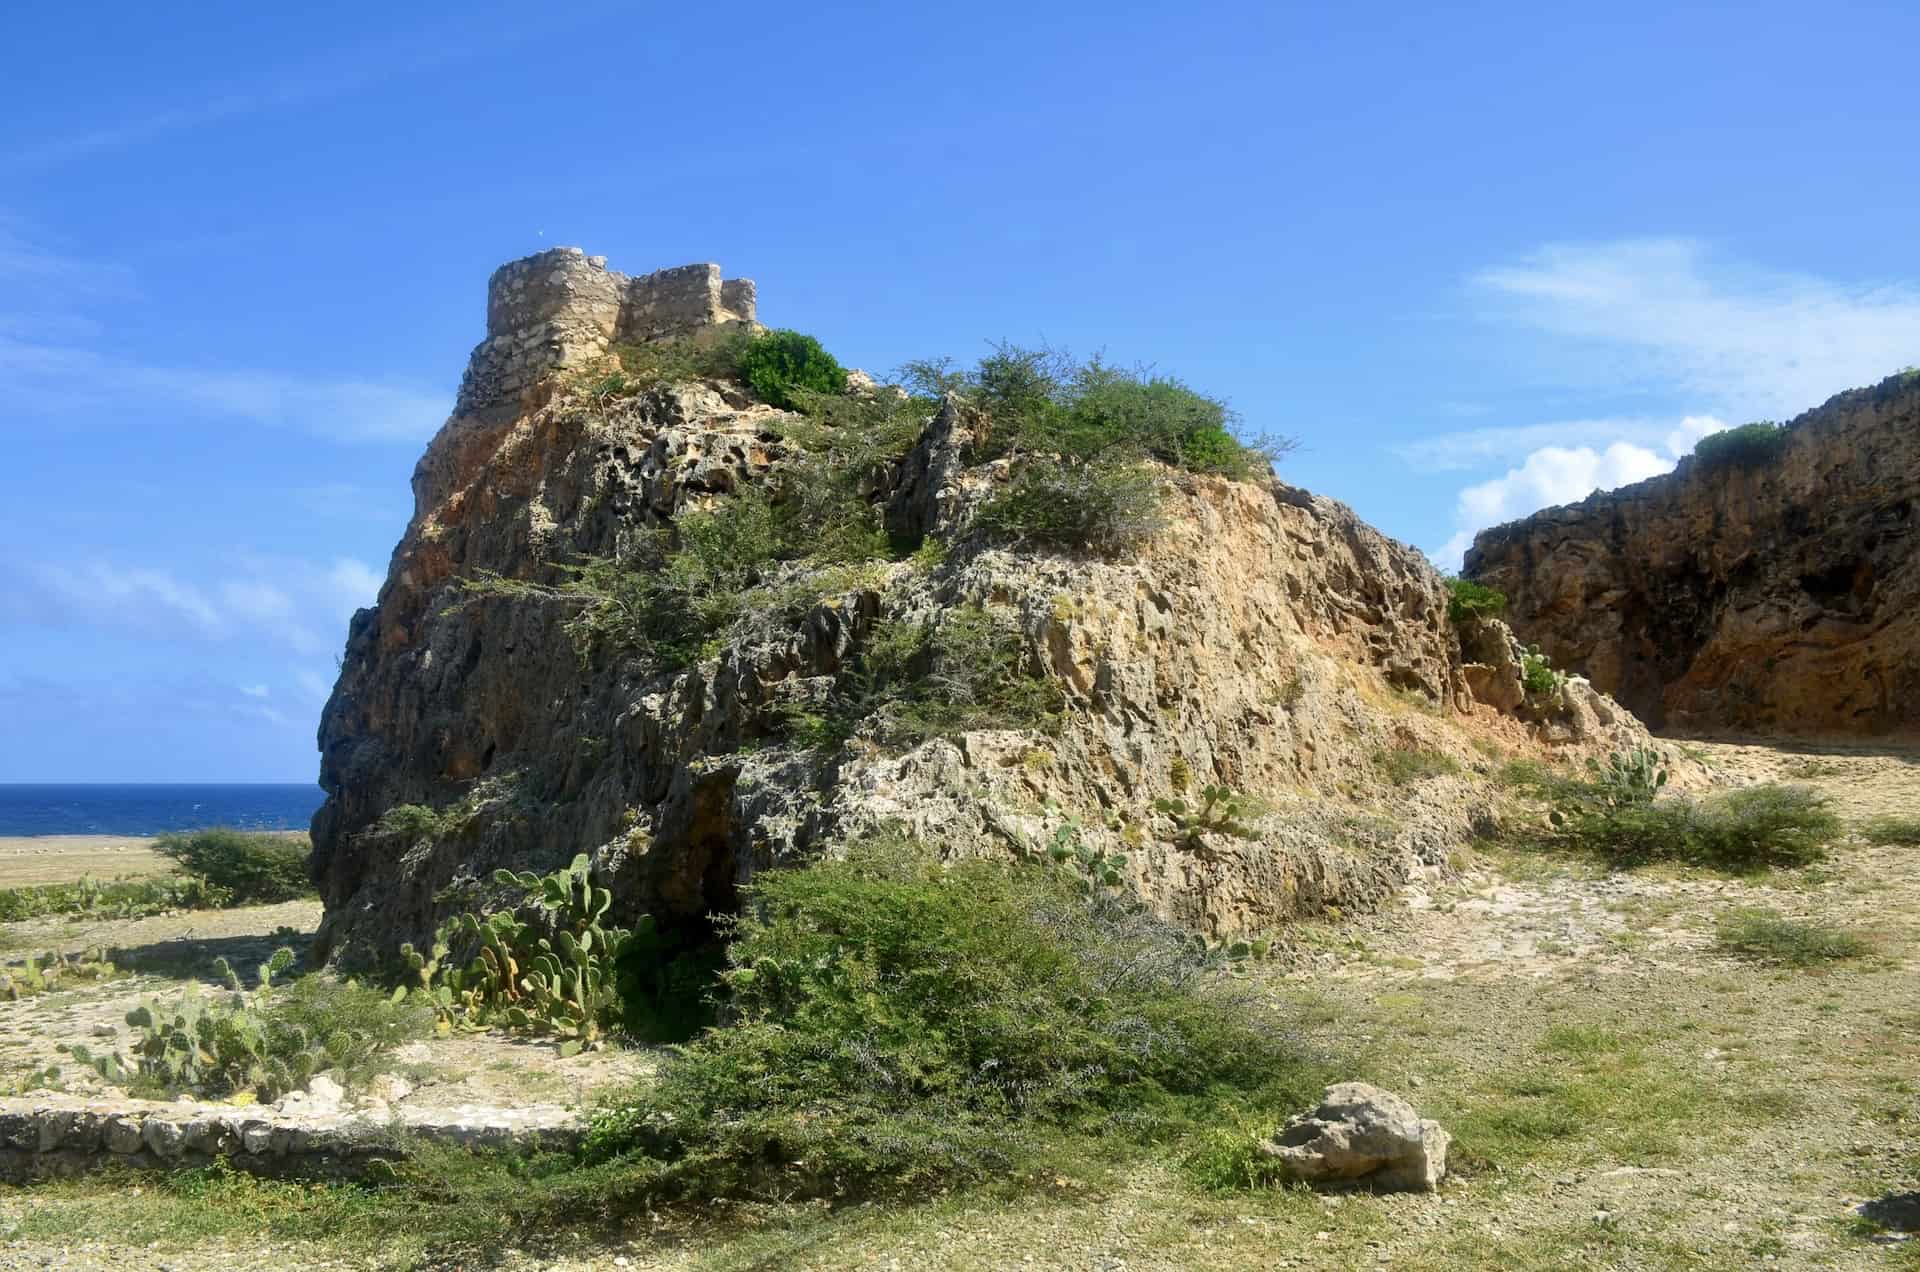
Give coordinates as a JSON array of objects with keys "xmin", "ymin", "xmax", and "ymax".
[
  {"xmin": 1860, "ymin": 814, "xmax": 1920, "ymax": 846},
  {"xmin": 1714, "ymin": 908, "xmax": 1874, "ymax": 966},
  {"xmin": 1546, "ymin": 784, "xmax": 1840, "ymax": 871},
  {"xmin": 1377, "ymin": 747, "xmax": 1463, "ymax": 786},
  {"xmin": 1445, "ymin": 1025, "xmax": 1745, "ymax": 1172}
]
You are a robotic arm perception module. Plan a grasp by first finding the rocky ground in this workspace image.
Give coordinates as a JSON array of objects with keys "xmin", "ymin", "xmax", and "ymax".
[
  {"xmin": 1, "ymin": 739, "xmax": 1915, "ymax": 1269},
  {"xmin": 0, "ymin": 854, "xmax": 651, "ymax": 1129}
]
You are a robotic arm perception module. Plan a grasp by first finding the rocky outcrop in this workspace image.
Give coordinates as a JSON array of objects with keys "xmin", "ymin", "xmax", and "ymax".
[
  {"xmin": 1259, "ymin": 1082, "xmax": 1450, "ymax": 1193},
  {"xmin": 312, "ymin": 248, "xmax": 1667, "ymax": 965},
  {"xmin": 1466, "ymin": 372, "xmax": 1920, "ymax": 736}
]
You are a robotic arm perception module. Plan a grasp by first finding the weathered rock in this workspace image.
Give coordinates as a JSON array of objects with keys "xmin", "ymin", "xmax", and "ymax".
[
  {"xmin": 365, "ymin": 1073, "xmax": 414, "ymax": 1105},
  {"xmin": 311, "ymin": 248, "xmax": 1676, "ymax": 964},
  {"xmin": 142, "ymin": 1116, "xmax": 185, "ymax": 1159},
  {"xmin": 1467, "ymin": 372, "xmax": 1920, "ymax": 735},
  {"xmin": 1260, "ymin": 1082, "xmax": 1449, "ymax": 1192},
  {"xmin": 101, "ymin": 1114, "xmax": 143, "ymax": 1154}
]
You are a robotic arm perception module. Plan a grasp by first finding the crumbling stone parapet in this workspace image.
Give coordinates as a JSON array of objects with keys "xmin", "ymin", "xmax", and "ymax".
[{"xmin": 456, "ymin": 247, "xmax": 757, "ymax": 414}]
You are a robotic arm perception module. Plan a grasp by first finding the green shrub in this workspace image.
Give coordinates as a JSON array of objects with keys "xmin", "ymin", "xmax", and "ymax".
[
  {"xmin": 737, "ymin": 329, "xmax": 846, "ymax": 410},
  {"xmin": 868, "ymin": 604, "xmax": 1062, "ymax": 745},
  {"xmin": 777, "ymin": 386, "xmax": 938, "ymax": 561},
  {"xmin": 611, "ymin": 331, "xmax": 749, "ymax": 389},
  {"xmin": 154, "ymin": 829, "xmax": 312, "ymax": 905},
  {"xmin": 1693, "ymin": 421, "xmax": 1787, "ymax": 471},
  {"xmin": 1445, "ymin": 577, "xmax": 1507, "ymax": 624},
  {"xmin": 612, "ymin": 917, "xmax": 725, "ymax": 1044},
  {"xmin": 1548, "ymin": 783, "xmax": 1838, "ymax": 870},
  {"xmin": 973, "ymin": 457, "xmax": 1166, "ymax": 553},
  {"xmin": 583, "ymin": 834, "xmax": 1328, "ymax": 1203},
  {"xmin": 1715, "ymin": 908, "xmax": 1873, "ymax": 966},
  {"xmin": 459, "ymin": 469, "xmax": 901, "ymax": 675},
  {"xmin": 1860, "ymin": 814, "xmax": 1920, "ymax": 846},
  {"xmin": 905, "ymin": 344, "xmax": 1294, "ymax": 553},
  {"xmin": 0, "ymin": 874, "xmax": 227, "ymax": 922},
  {"xmin": 949, "ymin": 346, "xmax": 1290, "ymax": 478},
  {"xmin": 1378, "ymin": 748, "xmax": 1463, "ymax": 787}
]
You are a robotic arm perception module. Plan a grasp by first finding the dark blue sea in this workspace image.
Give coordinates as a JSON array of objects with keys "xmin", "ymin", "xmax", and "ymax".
[{"xmin": 0, "ymin": 785, "xmax": 325, "ymax": 837}]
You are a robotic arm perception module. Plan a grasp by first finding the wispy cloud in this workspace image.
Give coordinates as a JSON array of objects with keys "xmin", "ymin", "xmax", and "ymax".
[
  {"xmin": 1415, "ymin": 239, "xmax": 1920, "ymax": 567},
  {"xmin": 1395, "ymin": 417, "xmax": 1679, "ymax": 471},
  {"xmin": 0, "ymin": 224, "xmax": 445, "ymax": 443},
  {"xmin": 1471, "ymin": 238, "xmax": 1920, "ymax": 418},
  {"xmin": 7, "ymin": 553, "xmax": 381, "ymax": 656},
  {"xmin": 0, "ymin": 12, "xmax": 581, "ymax": 171},
  {"xmin": 2, "ymin": 549, "xmax": 378, "ymax": 743},
  {"xmin": 1431, "ymin": 417, "xmax": 1724, "ymax": 567}
]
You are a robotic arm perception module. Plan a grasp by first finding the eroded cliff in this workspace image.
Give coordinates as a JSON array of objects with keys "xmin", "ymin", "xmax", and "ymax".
[
  {"xmin": 312, "ymin": 248, "xmax": 1662, "ymax": 964},
  {"xmin": 1465, "ymin": 372, "xmax": 1920, "ymax": 735}
]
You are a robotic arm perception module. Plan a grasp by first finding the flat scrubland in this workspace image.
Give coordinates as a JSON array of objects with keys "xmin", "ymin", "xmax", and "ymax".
[
  {"xmin": 0, "ymin": 836, "xmax": 175, "ymax": 887},
  {"xmin": 1, "ymin": 741, "xmax": 1915, "ymax": 1271}
]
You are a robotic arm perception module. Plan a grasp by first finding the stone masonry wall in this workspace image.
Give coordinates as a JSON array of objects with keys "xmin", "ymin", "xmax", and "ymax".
[
  {"xmin": 0, "ymin": 1091, "xmax": 579, "ymax": 1182},
  {"xmin": 456, "ymin": 248, "xmax": 756, "ymax": 415}
]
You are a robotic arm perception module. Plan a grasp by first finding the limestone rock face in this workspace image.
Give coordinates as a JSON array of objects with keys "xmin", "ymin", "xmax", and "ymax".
[
  {"xmin": 311, "ymin": 249, "xmax": 1670, "ymax": 964},
  {"xmin": 1261, "ymin": 1082, "xmax": 1450, "ymax": 1193},
  {"xmin": 1466, "ymin": 373, "xmax": 1920, "ymax": 735}
]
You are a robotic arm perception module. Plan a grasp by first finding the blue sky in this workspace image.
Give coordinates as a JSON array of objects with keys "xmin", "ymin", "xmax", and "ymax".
[{"xmin": 3, "ymin": 1, "xmax": 1918, "ymax": 781}]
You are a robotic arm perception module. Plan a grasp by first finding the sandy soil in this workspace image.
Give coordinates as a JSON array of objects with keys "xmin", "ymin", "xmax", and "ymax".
[{"xmin": 0, "ymin": 838, "xmax": 177, "ymax": 887}]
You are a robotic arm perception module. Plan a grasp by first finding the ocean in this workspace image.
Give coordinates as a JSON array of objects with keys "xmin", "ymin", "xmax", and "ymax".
[{"xmin": 0, "ymin": 784, "xmax": 326, "ymax": 837}]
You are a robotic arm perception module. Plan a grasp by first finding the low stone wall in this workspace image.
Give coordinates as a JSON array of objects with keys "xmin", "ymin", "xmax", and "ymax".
[{"xmin": 0, "ymin": 1094, "xmax": 580, "ymax": 1181}]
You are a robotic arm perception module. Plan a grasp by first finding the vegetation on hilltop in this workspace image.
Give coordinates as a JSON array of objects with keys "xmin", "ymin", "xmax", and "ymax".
[
  {"xmin": 155, "ymin": 828, "xmax": 313, "ymax": 905},
  {"xmin": 1692, "ymin": 420, "xmax": 1788, "ymax": 472}
]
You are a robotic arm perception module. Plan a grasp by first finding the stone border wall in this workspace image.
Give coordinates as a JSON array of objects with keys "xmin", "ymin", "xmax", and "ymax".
[{"xmin": 0, "ymin": 1096, "xmax": 579, "ymax": 1181}]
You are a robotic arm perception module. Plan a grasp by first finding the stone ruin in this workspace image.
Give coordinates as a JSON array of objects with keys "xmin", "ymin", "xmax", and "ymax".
[{"xmin": 456, "ymin": 247, "xmax": 758, "ymax": 414}]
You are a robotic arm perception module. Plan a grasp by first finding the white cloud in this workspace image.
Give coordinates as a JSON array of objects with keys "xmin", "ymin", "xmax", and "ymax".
[
  {"xmin": 240, "ymin": 683, "xmax": 270, "ymax": 698},
  {"xmin": 294, "ymin": 669, "xmax": 336, "ymax": 703},
  {"xmin": 326, "ymin": 558, "xmax": 384, "ymax": 618},
  {"xmin": 1419, "ymin": 237, "xmax": 1920, "ymax": 569},
  {"xmin": 8, "ymin": 553, "xmax": 382, "ymax": 661},
  {"xmin": 1395, "ymin": 417, "xmax": 1678, "ymax": 471},
  {"xmin": 27, "ymin": 562, "xmax": 226, "ymax": 638},
  {"xmin": 0, "ymin": 223, "xmax": 445, "ymax": 444},
  {"xmin": 1431, "ymin": 416, "xmax": 1726, "ymax": 569},
  {"xmin": 1472, "ymin": 239, "xmax": 1920, "ymax": 418}
]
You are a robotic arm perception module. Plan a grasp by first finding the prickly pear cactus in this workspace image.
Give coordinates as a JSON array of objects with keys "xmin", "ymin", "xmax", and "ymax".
[{"xmin": 396, "ymin": 853, "xmax": 631, "ymax": 1053}]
